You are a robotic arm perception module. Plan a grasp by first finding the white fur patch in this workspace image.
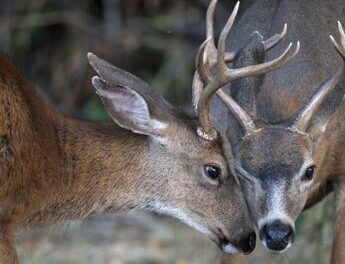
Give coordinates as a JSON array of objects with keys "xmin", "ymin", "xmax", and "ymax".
[
  {"xmin": 142, "ymin": 201, "xmax": 212, "ymax": 237},
  {"xmin": 258, "ymin": 183, "xmax": 294, "ymax": 230},
  {"xmin": 222, "ymin": 243, "xmax": 240, "ymax": 254},
  {"xmin": 151, "ymin": 118, "xmax": 168, "ymax": 131},
  {"xmin": 138, "ymin": 201, "xmax": 240, "ymax": 254}
]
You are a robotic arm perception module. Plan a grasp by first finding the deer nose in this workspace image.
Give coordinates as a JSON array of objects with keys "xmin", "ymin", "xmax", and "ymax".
[
  {"xmin": 239, "ymin": 231, "xmax": 256, "ymax": 255},
  {"xmin": 260, "ymin": 220, "xmax": 294, "ymax": 251}
]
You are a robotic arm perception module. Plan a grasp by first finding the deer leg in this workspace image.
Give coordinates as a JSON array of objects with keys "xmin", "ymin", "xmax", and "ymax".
[
  {"xmin": 331, "ymin": 182, "xmax": 345, "ymax": 264},
  {"xmin": 219, "ymin": 253, "xmax": 248, "ymax": 264},
  {"xmin": 0, "ymin": 221, "xmax": 18, "ymax": 264}
]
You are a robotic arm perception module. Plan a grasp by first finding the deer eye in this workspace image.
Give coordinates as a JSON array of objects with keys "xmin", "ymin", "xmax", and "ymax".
[
  {"xmin": 304, "ymin": 165, "xmax": 315, "ymax": 180},
  {"xmin": 204, "ymin": 165, "xmax": 221, "ymax": 180}
]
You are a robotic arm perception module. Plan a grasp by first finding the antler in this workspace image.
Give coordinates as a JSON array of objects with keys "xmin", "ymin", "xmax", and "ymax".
[
  {"xmin": 192, "ymin": 2, "xmax": 288, "ymax": 110},
  {"xmin": 193, "ymin": 0, "xmax": 300, "ymax": 140},
  {"xmin": 291, "ymin": 21, "xmax": 345, "ymax": 132}
]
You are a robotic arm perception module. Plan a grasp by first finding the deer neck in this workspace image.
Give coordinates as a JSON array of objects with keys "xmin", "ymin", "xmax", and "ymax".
[
  {"xmin": 313, "ymin": 111, "xmax": 345, "ymax": 181},
  {"xmin": 27, "ymin": 114, "xmax": 160, "ymax": 225},
  {"xmin": 330, "ymin": 118, "xmax": 345, "ymax": 178}
]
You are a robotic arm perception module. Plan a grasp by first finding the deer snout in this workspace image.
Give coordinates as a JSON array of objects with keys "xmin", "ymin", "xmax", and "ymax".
[
  {"xmin": 259, "ymin": 220, "xmax": 295, "ymax": 252},
  {"xmin": 216, "ymin": 228, "xmax": 256, "ymax": 254},
  {"xmin": 238, "ymin": 231, "xmax": 256, "ymax": 255}
]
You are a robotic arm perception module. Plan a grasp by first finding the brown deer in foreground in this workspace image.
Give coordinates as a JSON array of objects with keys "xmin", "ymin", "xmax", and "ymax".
[
  {"xmin": 1, "ymin": 52, "xmax": 254, "ymax": 264},
  {"xmin": 1, "ymin": 54, "xmax": 254, "ymax": 263},
  {"xmin": 195, "ymin": 0, "xmax": 345, "ymax": 262},
  {"xmin": 0, "ymin": 1, "xmax": 302, "ymax": 262}
]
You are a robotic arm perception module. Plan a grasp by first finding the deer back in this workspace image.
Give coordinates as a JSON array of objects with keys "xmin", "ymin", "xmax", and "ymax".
[{"xmin": 0, "ymin": 54, "xmax": 64, "ymax": 222}]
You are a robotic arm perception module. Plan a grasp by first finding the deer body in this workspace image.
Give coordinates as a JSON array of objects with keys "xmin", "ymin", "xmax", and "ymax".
[
  {"xmin": 254, "ymin": 0, "xmax": 345, "ymax": 122},
  {"xmin": 0, "ymin": 46, "xmax": 259, "ymax": 263}
]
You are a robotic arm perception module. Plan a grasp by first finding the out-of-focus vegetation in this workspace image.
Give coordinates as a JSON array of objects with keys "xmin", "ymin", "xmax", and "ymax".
[
  {"xmin": 1, "ymin": 0, "xmax": 242, "ymax": 116},
  {"xmin": 0, "ymin": 0, "xmax": 333, "ymax": 263}
]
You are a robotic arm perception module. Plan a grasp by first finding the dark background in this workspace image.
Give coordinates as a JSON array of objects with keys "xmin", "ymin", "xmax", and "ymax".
[
  {"xmin": 0, "ymin": 0, "xmax": 332, "ymax": 263},
  {"xmin": 1, "ymin": 0, "xmax": 243, "ymax": 117}
]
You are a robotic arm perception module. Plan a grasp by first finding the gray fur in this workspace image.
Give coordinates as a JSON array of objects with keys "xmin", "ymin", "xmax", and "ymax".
[{"xmin": 211, "ymin": 0, "xmax": 345, "ymax": 254}]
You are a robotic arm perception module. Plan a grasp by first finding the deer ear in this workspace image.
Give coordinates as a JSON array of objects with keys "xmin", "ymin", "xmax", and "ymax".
[
  {"xmin": 88, "ymin": 53, "xmax": 170, "ymax": 138},
  {"xmin": 230, "ymin": 32, "xmax": 265, "ymax": 115},
  {"xmin": 91, "ymin": 77, "xmax": 167, "ymax": 136}
]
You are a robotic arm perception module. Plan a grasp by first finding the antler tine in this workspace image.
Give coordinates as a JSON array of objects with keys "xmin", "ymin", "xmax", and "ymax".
[
  {"xmin": 206, "ymin": 0, "xmax": 217, "ymax": 43},
  {"xmin": 206, "ymin": 0, "xmax": 237, "ymax": 65},
  {"xmin": 292, "ymin": 22, "xmax": 345, "ymax": 132},
  {"xmin": 330, "ymin": 21, "xmax": 345, "ymax": 58},
  {"xmin": 216, "ymin": 1, "xmax": 240, "ymax": 75},
  {"xmin": 263, "ymin": 23, "xmax": 288, "ymax": 50},
  {"xmin": 223, "ymin": 41, "xmax": 299, "ymax": 81},
  {"xmin": 192, "ymin": 38, "xmax": 212, "ymax": 110},
  {"xmin": 216, "ymin": 89, "xmax": 257, "ymax": 132},
  {"xmin": 338, "ymin": 21, "xmax": 345, "ymax": 48},
  {"xmin": 192, "ymin": 0, "xmax": 239, "ymax": 113},
  {"xmin": 196, "ymin": 38, "xmax": 213, "ymax": 84},
  {"xmin": 192, "ymin": 0, "xmax": 237, "ymax": 128},
  {"xmin": 192, "ymin": 0, "xmax": 228, "ymax": 113}
]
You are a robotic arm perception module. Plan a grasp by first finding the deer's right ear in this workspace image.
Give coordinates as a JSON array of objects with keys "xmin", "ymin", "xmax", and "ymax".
[{"xmin": 88, "ymin": 53, "xmax": 170, "ymax": 138}]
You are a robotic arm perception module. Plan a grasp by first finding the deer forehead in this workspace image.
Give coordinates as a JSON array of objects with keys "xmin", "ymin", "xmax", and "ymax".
[{"xmin": 238, "ymin": 127, "xmax": 312, "ymax": 174}]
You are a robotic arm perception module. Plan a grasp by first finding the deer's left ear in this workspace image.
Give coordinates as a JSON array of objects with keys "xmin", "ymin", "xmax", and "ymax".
[
  {"xmin": 91, "ymin": 76, "xmax": 168, "ymax": 137},
  {"xmin": 88, "ymin": 53, "xmax": 173, "ymax": 139}
]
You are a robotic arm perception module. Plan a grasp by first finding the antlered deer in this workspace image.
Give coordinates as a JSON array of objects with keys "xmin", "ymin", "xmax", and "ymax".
[{"xmin": 195, "ymin": 0, "xmax": 345, "ymax": 262}]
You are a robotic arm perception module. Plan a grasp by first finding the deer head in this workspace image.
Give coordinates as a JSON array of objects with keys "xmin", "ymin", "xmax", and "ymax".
[
  {"xmin": 232, "ymin": 28, "xmax": 345, "ymax": 251},
  {"xmin": 194, "ymin": 1, "xmax": 345, "ymax": 252}
]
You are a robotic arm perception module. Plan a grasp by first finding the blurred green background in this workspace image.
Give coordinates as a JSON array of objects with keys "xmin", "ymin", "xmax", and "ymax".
[{"xmin": 0, "ymin": 0, "xmax": 333, "ymax": 263}]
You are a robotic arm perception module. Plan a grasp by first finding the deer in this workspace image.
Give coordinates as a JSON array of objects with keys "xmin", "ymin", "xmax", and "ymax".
[
  {"xmin": 1, "ymin": 48, "xmax": 255, "ymax": 263},
  {"xmin": 193, "ymin": 0, "xmax": 345, "ymax": 263},
  {"xmin": 1, "ymin": 48, "xmax": 253, "ymax": 263},
  {"xmin": 0, "ymin": 1, "xmax": 305, "ymax": 262}
]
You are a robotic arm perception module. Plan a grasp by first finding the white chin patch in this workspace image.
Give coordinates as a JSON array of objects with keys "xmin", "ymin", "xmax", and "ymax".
[{"xmin": 222, "ymin": 243, "xmax": 240, "ymax": 254}]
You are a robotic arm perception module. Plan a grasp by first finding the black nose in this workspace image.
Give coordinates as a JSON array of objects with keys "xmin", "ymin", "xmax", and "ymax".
[
  {"xmin": 239, "ymin": 232, "xmax": 256, "ymax": 255},
  {"xmin": 260, "ymin": 220, "xmax": 294, "ymax": 251}
]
